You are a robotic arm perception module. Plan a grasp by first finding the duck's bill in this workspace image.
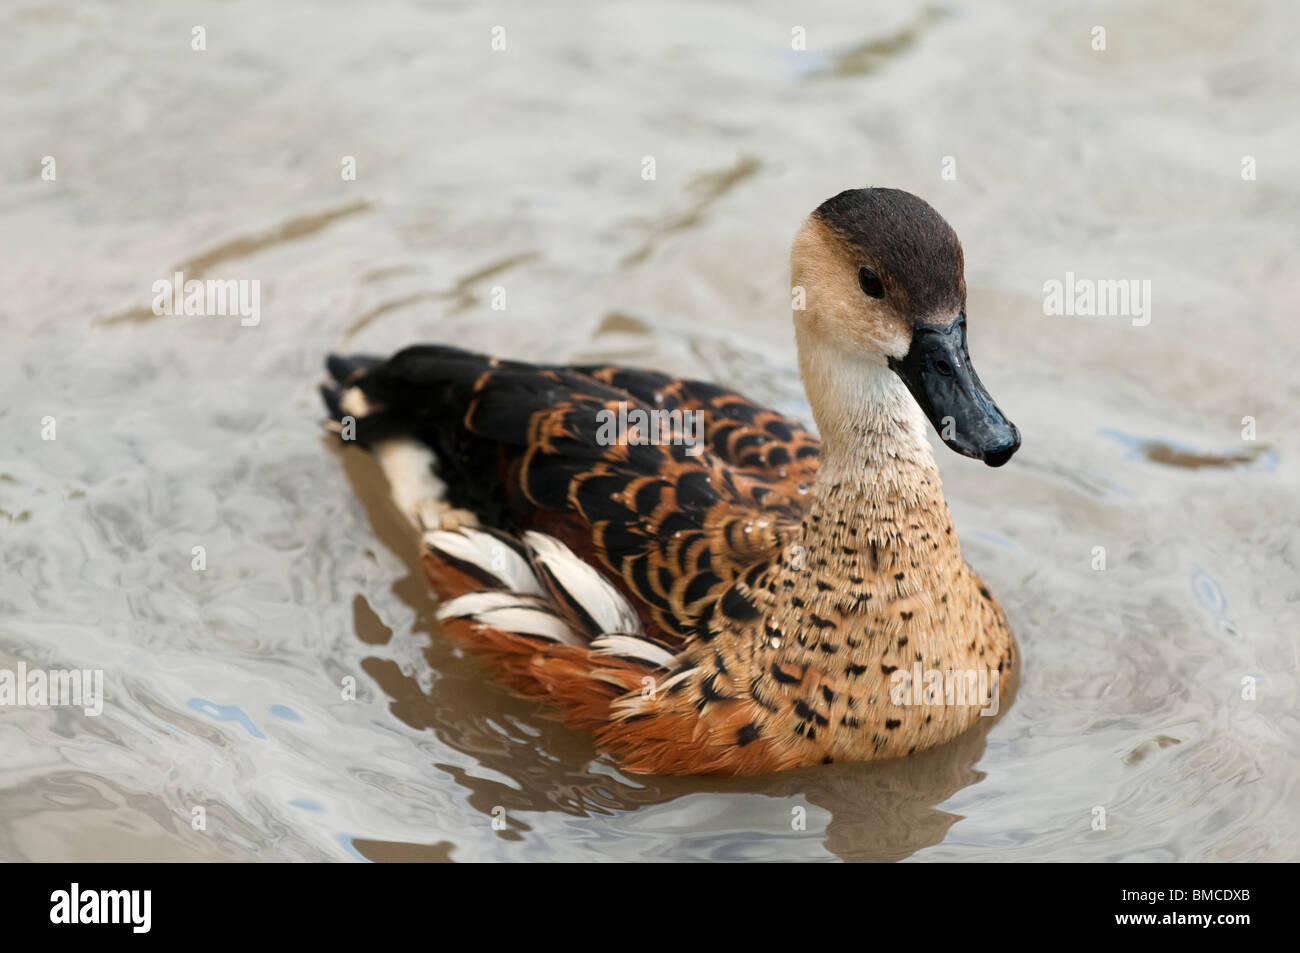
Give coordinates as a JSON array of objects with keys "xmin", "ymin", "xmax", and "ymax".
[{"xmin": 888, "ymin": 317, "xmax": 1021, "ymax": 467}]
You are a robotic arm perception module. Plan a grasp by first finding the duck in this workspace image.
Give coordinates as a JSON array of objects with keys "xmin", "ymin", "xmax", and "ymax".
[{"xmin": 320, "ymin": 187, "xmax": 1020, "ymax": 776}]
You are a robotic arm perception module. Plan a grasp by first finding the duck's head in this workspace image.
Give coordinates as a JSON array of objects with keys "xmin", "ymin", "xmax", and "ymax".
[{"xmin": 791, "ymin": 187, "xmax": 1020, "ymax": 467}]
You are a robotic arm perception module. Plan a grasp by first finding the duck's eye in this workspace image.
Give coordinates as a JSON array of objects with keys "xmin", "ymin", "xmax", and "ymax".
[{"xmin": 858, "ymin": 267, "xmax": 885, "ymax": 298}]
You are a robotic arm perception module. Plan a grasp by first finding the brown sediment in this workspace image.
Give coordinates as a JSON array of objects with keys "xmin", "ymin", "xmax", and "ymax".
[
  {"xmin": 346, "ymin": 251, "xmax": 541, "ymax": 334},
  {"xmin": 351, "ymin": 838, "xmax": 455, "ymax": 862},
  {"xmin": 359, "ymin": 263, "xmax": 419, "ymax": 284},
  {"xmin": 352, "ymin": 593, "xmax": 393, "ymax": 647},
  {"xmin": 446, "ymin": 251, "xmax": 541, "ymax": 292},
  {"xmin": 1125, "ymin": 734, "xmax": 1182, "ymax": 765},
  {"xmin": 440, "ymin": 251, "xmax": 543, "ymax": 318},
  {"xmin": 97, "ymin": 200, "xmax": 372, "ymax": 325},
  {"xmin": 621, "ymin": 155, "xmax": 761, "ymax": 266},
  {"xmin": 345, "ymin": 292, "xmax": 442, "ymax": 337},
  {"xmin": 1138, "ymin": 440, "xmax": 1267, "ymax": 470},
  {"xmin": 594, "ymin": 311, "xmax": 651, "ymax": 336},
  {"xmin": 809, "ymin": 8, "xmax": 949, "ymax": 79}
]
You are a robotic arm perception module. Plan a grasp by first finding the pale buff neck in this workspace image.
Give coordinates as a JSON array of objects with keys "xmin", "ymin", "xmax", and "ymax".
[
  {"xmin": 794, "ymin": 324, "xmax": 940, "ymax": 500},
  {"xmin": 789, "ymin": 323, "xmax": 962, "ymax": 592}
]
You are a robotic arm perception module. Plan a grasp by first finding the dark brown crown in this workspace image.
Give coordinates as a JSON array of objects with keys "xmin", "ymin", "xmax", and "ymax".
[{"xmin": 814, "ymin": 188, "xmax": 965, "ymax": 319}]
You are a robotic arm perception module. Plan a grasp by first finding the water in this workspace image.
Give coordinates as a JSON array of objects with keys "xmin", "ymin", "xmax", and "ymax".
[{"xmin": 2, "ymin": 0, "xmax": 1297, "ymax": 861}]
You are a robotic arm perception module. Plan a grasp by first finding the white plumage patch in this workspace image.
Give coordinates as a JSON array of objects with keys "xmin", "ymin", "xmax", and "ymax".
[
  {"xmin": 590, "ymin": 634, "xmax": 676, "ymax": 668},
  {"xmin": 339, "ymin": 386, "xmax": 372, "ymax": 417},
  {"xmin": 523, "ymin": 531, "xmax": 643, "ymax": 637},
  {"xmin": 372, "ymin": 437, "xmax": 449, "ymax": 531},
  {"xmin": 435, "ymin": 591, "xmax": 546, "ymax": 617},
  {"xmin": 423, "ymin": 527, "xmax": 543, "ymax": 596},
  {"xmin": 424, "ymin": 525, "xmax": 672, "ymax": 667},
  {"xmin": 436, "ymin": 592, "xmax": 585, "ymax": 647}
]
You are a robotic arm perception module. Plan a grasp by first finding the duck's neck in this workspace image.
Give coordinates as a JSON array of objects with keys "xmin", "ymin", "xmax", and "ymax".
[
  {"xmin": 796, "ymin": 330, "xmax": 938, "ymax": 494},
  {"xmin": 792, "ymin": 330, "xmax": 959, "ymax": 584}
]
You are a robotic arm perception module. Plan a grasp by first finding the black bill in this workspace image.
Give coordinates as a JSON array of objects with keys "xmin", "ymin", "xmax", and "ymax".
[{"xmin": 887, "ymin": 316, "xmax": 1020, "ymax": 467}]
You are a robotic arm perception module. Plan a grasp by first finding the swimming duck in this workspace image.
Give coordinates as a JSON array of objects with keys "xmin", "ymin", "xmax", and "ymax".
[{"xmin": 321, "ymin": 187, "xmax": 1020, "ymax": 776}]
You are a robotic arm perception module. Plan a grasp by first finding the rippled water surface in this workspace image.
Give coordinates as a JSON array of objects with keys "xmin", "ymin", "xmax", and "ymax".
[{"xmin": 2, "ymin": 0, "xmax": 1298, "ymax": 861}]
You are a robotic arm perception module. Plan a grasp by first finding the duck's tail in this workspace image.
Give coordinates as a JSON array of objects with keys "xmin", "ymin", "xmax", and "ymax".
[
  {"xmin": 320, "ymin": 354, "xmax": 376, "ymax": 424},
  {"xmin": 321, "ymin": 349, "xmax": 475, "ymax": 532}
]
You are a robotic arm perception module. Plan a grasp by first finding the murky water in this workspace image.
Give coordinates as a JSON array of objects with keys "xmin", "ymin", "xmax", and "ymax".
[{"xmin": 2, "ymin": 0, "xmax": 1297, "ymax": 861}]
